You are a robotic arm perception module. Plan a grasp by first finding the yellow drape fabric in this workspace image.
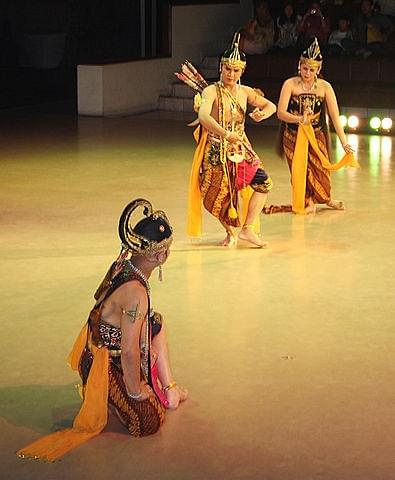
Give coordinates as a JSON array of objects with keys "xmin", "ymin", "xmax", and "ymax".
[
  {"xmin": 187, "ymin": 126, "xmax": 207, "ymax": 236},
  {"xmin": 17, "ymin": 323, "xmax": 109, "ymax": 462},
  {"xmin": 292, "ymin": 123, "xmax": 359, "ymax": 215}
]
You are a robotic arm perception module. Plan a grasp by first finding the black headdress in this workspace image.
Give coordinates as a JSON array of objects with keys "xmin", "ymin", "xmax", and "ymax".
[
  {"xmin": 118, "ymin": 198, "xmax": 173, "ymax": 256},
  {"xmin": 300, "ymin": 37, "xmax": 323, "ymax": 70}
]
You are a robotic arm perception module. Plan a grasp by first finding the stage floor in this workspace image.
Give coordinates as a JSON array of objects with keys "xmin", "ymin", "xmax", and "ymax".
[{"xmin": 1, "ymin": 106, "xmax": 394, "ymax": 480}]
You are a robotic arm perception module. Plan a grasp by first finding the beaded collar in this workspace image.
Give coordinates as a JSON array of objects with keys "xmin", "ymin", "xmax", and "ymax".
[{"xmin": 125, "ymin": 260, "xmax": 151, "ymax": 297}]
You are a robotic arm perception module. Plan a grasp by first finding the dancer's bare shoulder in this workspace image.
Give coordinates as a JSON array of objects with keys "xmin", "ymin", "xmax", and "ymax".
[{"xmin": 202, "ymin": 83, "xmax": 217, "ymax": 98}]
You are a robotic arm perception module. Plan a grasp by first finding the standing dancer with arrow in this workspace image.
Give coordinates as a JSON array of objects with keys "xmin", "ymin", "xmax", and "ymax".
[{"xmin": 177, "ymin": 35, "xmax": 276, "ymax": 248}]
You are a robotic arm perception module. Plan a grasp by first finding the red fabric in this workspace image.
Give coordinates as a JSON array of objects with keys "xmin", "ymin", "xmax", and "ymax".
[{"xmin": 236, "ymin": 159, "xmax": 260, "ymax": 191}]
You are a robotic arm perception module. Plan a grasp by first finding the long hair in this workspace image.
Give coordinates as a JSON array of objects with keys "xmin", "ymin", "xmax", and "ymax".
[{"xmin": 278, "ymin": 3, "xmax": 298, "ymax": 26}]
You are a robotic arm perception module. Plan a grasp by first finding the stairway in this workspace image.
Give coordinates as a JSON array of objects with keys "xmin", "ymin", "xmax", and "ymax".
[
  {"xmin": 158, "ymin": 56, "xmax": 219, "ymax": 114},
  {"xmin": 157, "ymin": 55, "xmax": 279, "ymax": 127}
]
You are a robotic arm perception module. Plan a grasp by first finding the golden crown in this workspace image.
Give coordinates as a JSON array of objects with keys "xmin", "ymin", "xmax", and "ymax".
[
  {"xmin": 221, "ymin": 33, "xmax": 247, "ymax": 69},
  {"xmin": 300, "ymin": 37, "xmax": 323, "ymax": 68}
]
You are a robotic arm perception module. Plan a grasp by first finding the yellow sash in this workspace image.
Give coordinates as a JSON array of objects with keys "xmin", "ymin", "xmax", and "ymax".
[
  {"xmin": 17, "ymin": 323, "xmax": 109, "ymax": 462},
  {"xmin": 292, "ymin": 123, "xmax": 359, "ymax": 215},
  {"xmin": 187, "ymin": 126, "xmax": 207, "ymax": 236}
]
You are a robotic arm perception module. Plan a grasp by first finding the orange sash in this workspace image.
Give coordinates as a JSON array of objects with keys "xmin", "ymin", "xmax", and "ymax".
[
  {"xmin": 292, "ymin": 123, "xmax": 359, "ymax": 214},
  {"xmin": 17, "ymin": 323, "xmax": 109, "ymax": 462}
]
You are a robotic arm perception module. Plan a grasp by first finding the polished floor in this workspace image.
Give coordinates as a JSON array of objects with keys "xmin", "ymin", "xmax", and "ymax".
[{"xmin": 1, "ymin": 105, "xmax": 395, "ymax": 480}]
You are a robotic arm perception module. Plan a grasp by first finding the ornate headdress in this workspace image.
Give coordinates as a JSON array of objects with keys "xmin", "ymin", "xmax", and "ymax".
[
  {"xmin": 118, "ymin": 198, "xmax": 173, "ymax": 256},
  {"xmin": 221, "ymin": 32, "xmax": 246, "ymax": 70},
  {"xmin": 94, "ymin": 199, "xmax": 172, "ymax": 300},
  {"xmin": 300, "ymin": 37, "xmax": 323, "ymax": 69}
]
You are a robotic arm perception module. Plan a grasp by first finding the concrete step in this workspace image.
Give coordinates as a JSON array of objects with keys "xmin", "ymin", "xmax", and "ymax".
[
  {"xmin": 158, "ymin": 95, "xmax": 193, "ymax": 112},
  {"xmin": 198, "ymin": 68, "xmax": 218, "ymax": 80},
  {"xmin": 158, "ymin": 94, "xmax": 279, "ymax": 126},
  {"xmin": 159, "ymin": 54, "xmax": 223, "ymax": 113},
  {"xmin": 158, "ymin": 36, "xmax": 249, "ymax": 115},
  {"xmin": 201, "ymin": 56, "xmax": 220, "ymax": 69},
  {"xmin": 171, "ymin": 82, "xmax": 195, "ymax": 98}
]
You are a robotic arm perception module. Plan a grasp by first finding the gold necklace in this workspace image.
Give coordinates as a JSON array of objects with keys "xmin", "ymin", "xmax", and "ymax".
[
  {"xmin": 220, "ymin": 81, "xmax": 238, "ymax": 101},
  {"xmin": 126, "ymin": 260, "xmax": 151, "ymax": 296}
]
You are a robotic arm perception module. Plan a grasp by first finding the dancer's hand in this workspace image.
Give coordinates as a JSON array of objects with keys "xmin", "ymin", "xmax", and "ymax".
[
  {"xmin": 125, "ymin": 379, "xmax": 153, "ymax": 401},
  {"xmin": 299, "ymin": 110, "xmax": 312, "ymax": 125},
  {"xmin": 166, "ymin": 385, "xmax": 188, "ymax": 410},
  {"xmin": 249, "ymin": 107, "xmax": 266, "ymax": 122},
  {"xmin": 225, "ymin": 131, "xmax": 243, "ymax": 144},
  {"xmin": 342, "ymin": 143, "xmax": 355, "ymax": 154}
]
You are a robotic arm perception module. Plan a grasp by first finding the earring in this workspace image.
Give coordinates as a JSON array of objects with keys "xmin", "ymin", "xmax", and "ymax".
[{"xmin": 158, "ymin": 264, "xmax": 163, "ymax": 282}]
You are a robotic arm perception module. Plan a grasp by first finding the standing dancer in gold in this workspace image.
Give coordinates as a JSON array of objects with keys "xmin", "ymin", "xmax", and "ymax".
[
  {"xmin": 179, "ymin": 35, "xmax": 276, "ymax": 247},
  {"xmin": 276, "ymin": 38, "xmax": 358, "ymax": 215}
]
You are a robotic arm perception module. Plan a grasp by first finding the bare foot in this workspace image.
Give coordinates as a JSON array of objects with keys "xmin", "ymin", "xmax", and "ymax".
[
  {"xmin": 166, "ymin": 385, "xmax": 188, "ymax": 410},
  {"xmin": 327, "ymin": 199, "xmax": 345, "ymax": 210},
  {"xmin": 304, "ymin": 203, "xmax": 316, "ymax": 214},
  {"xmin": 220, "ymin": 231, "xmax": 236, "ymax": 247},
  {"xmin": 238, "ymin": 226, "xmax": 268, "ymax": 248}
]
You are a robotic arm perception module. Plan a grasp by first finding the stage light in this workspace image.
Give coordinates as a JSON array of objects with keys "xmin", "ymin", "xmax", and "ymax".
[
  {"xmin": 369, "ymin": 116, "xmax": 381, "ymax": 130},
  {"xmin": 339, "ymin": 115, "xmax": 347, "ymax": 128},
  {"xmin": 381, "ymin": 117, "xmax": 392, "ymax": 131},
  {"xmin": 347, "ymin": 115, "xmax": 359, "ymax": 129}
]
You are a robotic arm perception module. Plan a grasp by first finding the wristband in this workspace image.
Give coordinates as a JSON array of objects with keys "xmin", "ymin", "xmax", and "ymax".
[
  {"xmin": 127, "ymin": 390, "xmax": 143, "ymax": 399},
  {"xmin": 163, "ymin": 381, "xmax": 177, "ymax": 392}
]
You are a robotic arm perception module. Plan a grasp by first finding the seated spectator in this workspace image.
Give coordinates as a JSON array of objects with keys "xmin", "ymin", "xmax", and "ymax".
[
  {"xmin": 274, "ymin": 2, "xmax": 302, "ymax": 49},
  {"xmin": 239, "ymin": 0, "xmax": 275, "ymax": 55},
  {"xmin": 342, "ymin": 0, "xmax": 394, "ymax": 56},
  {"xmin": 325, "ymin": 15, "xmax": 353, "ymax": 55},
  {"xmin": 376, "ymin": 0, "xmax": 395, "ymax": 54},
  {"xmin": 375, "ymin": 1, "xmax": 395, "ymax": 22},
  {"xmin": 297, "ymin": 1, "xmax": 331, "ymax": 48}
]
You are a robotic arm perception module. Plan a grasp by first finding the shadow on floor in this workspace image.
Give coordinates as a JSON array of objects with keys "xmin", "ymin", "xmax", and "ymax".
[{"xmin": 0, "ymin": 384, "xmax": 80, "ymax": 433}]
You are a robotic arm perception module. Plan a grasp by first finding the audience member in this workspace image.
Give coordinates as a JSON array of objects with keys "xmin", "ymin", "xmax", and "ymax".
[
  {"xmin": 274, "ymin": 3, "xmax": 302, "ymax": 50},
  {"xmin": 375, "ymin": 1, "xmax": 395, "ymax": 22},
  {"xmin": 325, "ymin": 15, "xmax": 353, "ymax": 54},
  {"xmin": 343, "ymin": 0, "xmax": 394, "ymax": 56},
  {"xmin": 241, "ymin": 0, "xmax": 394, "ymax": 59},
  {"xmin": 239, "ymin": 0, "xmax": 275, "ymax": 54},
  {"xmin": 297, "ymin": 1, "xmax": 331, "ymax": 48}
]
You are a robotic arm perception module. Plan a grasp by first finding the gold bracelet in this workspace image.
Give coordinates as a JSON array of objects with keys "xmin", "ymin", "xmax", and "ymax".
[
  {"xmin": 127, "ymin": 390, "xmax": 143, "ymax": 399},
  {"xmin": 163, "ymin": 381, "xmax": 177, "ymax": 392}
]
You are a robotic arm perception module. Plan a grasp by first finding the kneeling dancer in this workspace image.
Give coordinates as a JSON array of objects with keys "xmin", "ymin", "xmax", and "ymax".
[{"xmin": 17, "ymin": 198, "xmax": 187, "ymax": 462}]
